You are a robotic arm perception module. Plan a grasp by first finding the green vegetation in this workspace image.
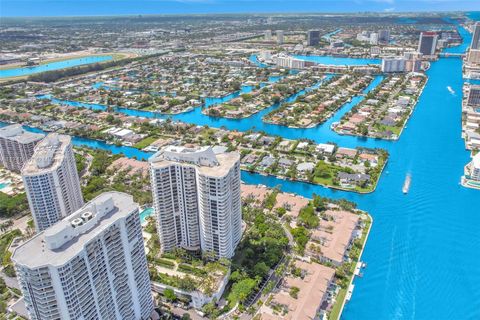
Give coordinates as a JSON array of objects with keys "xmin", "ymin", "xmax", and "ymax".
[
  {"xmin": 291, "ymin": 226, "xmax": 309, "ymax": 254},
  {"xmin": 0, "ymin": 193, "xmax": 28, "ymax": 218},
  {"xmin": 263, "ymin": 188, "xmax": 279, "ymax": 210},
  {"xmin": 80, "ymin": 149, "xmax": 152, "ymax": 205},
  {"xmin": 0, "ymin": 229, "xmax": 22, "ymax": 278},
  {"xmin": 163, "ymin": 288, "xmax": 177, "ymax": 302},
  {"xmin": 289, "ymin": 286, "xmax": 300, "ymax": 299},
  {"xmin": 134, "ymin": 136, "xmax": 157, "ymax": 149},
  {"xmin": 329, "ymin": 287, "xmax": 347, "ymax": 320},
  {"xmin": 310, "ymin": 160, "xmax": 354, "ymax": 186},
  {"xmin": 227, "ymin": 204, "xmax": 289, "ymax": 308},
  {"xmin": 154, "ymin": 258, "xmax": 176, "ymax": 269},
  {"xmin": 177, "ymin": 263, "xmax": 208, "ymax": 277},
  {"xmin": 297, "ymin": 204, "xmax": 319, "ymax": 228},
  {"xmin": 328, "ymin": 215, "xmax": 371, "ymax": 320},
  {"xmin": 74, "ymin": 153, "xmax": 87, "ymax": 174},
  {"xmin": 0, "ymin": 277, "xmax": 9, "ymax": 314}
]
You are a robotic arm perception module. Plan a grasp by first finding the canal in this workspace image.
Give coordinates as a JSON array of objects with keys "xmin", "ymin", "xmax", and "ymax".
[{"xmin": 2, "ymin": 18, "xmax": 479, "ymax": 320}]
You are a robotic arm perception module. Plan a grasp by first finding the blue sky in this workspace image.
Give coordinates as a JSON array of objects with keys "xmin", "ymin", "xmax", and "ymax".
[{"xmin": 0, "ymin": 0, "xmax": 478, "ymax": 17}]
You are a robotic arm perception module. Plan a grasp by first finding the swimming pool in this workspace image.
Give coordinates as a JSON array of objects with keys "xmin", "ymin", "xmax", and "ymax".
[
  {"xmin": 139, "ymin": 207, "xmax": 154, "ymax": 224},
  {"xmin": 0, "ymin": 182, "xmax": 11, "ymax": 190}
]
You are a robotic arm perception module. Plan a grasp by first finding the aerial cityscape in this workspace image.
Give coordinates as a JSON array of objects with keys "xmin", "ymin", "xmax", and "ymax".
[{"xmin": 0, "ymin": 2, "xmax": 479, "ymax": 320}]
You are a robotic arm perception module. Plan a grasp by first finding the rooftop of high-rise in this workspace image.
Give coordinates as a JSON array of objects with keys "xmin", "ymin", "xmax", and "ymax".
[
  {"xmin": 21, "ymin": 133, "xmax": 71, "ymax": 175},
  {"xmin": 12, "ymin": 192, "xmax": 137, "ymax": 268},
  {"xmin": 0, "ymin": 124, "xmax": 44, "ymax": 144},
  {"xmin": 149, "ymin": 145, "xmax": 240, "ymax": 177}
]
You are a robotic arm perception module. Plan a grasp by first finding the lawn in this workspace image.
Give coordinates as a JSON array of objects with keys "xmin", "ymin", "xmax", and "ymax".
[
  {"xmin": 312, "ymin": 161, "xmax": 350, "ymax": 186},
  {"xmin": 134, "ymin": 136, "xmax": 157, "ymax": 149},
  {"xmin": 222, "ymin": 104, "xmax": 239, "ymax": 111},
  {"xmin": 329, "ymin": 287, "xmax": 347, "ymax": 320}
]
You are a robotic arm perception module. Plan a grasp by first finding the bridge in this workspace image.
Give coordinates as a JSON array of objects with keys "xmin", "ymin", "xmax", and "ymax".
[{"xmin": 438, "ymin": 52, "xmax": 466, "ymax": 58}]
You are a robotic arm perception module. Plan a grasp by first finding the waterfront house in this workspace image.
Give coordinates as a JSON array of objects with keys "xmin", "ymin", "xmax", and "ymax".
[
  {"xmin": 316, "ymin": 143, "xmax": 335, "ymax": 155},
  {"xmin": 258, "ymin": 156, "xmax": 276, "ymax": 169},
  {"xmin": 336, "ymin": 147, "xmax": 358, "ymax": 159},
  {"xmin": 297, "ymin": 162, "xmax": 315, "ymax": 172},
  {"xmin": 338, "ymin": 172, "xmax": 370, "ymax": 186}
]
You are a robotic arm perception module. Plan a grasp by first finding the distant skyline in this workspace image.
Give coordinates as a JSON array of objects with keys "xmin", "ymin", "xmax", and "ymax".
[{"xmin": 0, "ymin": 0, "xmax": 479, "ymax": 17}]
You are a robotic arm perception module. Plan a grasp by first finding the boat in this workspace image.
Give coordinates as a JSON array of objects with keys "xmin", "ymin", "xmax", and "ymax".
[
  {"xmin": 346, "ymin": 284, "xmax": 355, "ymax": 302},
  {"xmin": 402, "ymin": 174, "xmax": 411, "ymax": 194},
  {"xmin": 447, "ymin": 86, "xmax": 455, "ymax": 95}
]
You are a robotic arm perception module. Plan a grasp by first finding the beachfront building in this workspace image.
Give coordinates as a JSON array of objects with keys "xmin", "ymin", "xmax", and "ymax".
[
  {"xmin": 0, "ymin": 124, "xmax": 43, "ymax": 172},
  {"xmin": 149, "ymin": 145, "xmax": 242, "ymax": 259},
  {"xmin": 22, "ymin": 134, "xmax": 84, "ymax": 232},
  {"xmin": 418, "ymin": 32, "xmax": 438, "ymax": 56},
  {"xmin": 11, "ymin": 192, "xmax": 154, "ymax": 320}
]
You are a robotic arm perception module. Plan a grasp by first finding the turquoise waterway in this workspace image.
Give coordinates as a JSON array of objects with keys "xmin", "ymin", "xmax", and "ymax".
[
  {"xmin": 2, "ymin": 17, "xmax": 480, "ymax": 319},
  {"xmin": 0, "ymin": 55, "xmax": 113, "ymax": 78}
]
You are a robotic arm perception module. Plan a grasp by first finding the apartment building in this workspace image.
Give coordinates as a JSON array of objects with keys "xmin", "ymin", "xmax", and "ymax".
[
  {"xmin": 11, "ymin": 192, "xmax": 154, "ymax": 320},
  {"xmin": 149, "ymin": 145, "xmax": 242, "ymax": 259},
  {"xmin": 418, "ymin": 32, "xmax": 438, "ymax": 56},
  {"xmin": 22, "ymin": 133, "xmax": 84, "ymax": 232},
  {"xmin": 0, "ymin": 124, "xmax": 43, "ymax": 172}
]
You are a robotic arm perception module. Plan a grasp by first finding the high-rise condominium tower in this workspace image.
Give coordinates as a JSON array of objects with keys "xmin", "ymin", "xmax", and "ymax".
[
  {"xmin": 0, "ymin": 124, "xmax": 43, "ymax": 172},
  {"xmin": 471, "ymin": 22, "xmax": 480, "ymax": 50},
  {"xmin": 307, "ymin": 30, "xmax": 320, "ymax": 46},
  {"xmin": 12, "ymin": 192, "xmax": 154, "ymax": 320},
  {"xmin": 418, "ymin": 32, "xmax": 438, "ymax": 56},
  {"xmin": 22, "ymin": 133, "xmax": 84, "ymax": 232},
  {"xmin": 149, "ymin": 145, "xmax": 242, "ymax": 259}
]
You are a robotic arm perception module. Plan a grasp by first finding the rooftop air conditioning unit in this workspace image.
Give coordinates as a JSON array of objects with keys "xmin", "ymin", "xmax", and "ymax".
[
  {"xmin": 81, "ymin": 212, "xmax": 93, "ymax": 222},
  {"xmin": 71, "ymin": 218, "xmax": 84, "ymax": 228}
]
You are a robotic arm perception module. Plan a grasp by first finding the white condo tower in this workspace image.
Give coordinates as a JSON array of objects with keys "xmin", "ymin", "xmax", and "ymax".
[
  {"xmin": 22, "ymin": 133, "xmax": 84, "ymax": 232},
  {"xmin": 12, "ymin": 192, "xmax": 154, "ymax": 320},
  {"xmin": 149, "ymin": 145, "xmax": 242, "ymax": 259}
]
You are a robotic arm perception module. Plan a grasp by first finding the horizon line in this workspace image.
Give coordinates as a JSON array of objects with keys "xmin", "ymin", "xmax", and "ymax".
[{"xmin": 1, "ymin": 10, "xmax": 478, "ymax": 19}]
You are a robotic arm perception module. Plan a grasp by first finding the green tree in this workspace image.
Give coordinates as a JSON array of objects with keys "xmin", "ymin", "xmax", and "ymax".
[{"xmin": 163, "ymin": 288, "xmax": 177, "ymax": 302}]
